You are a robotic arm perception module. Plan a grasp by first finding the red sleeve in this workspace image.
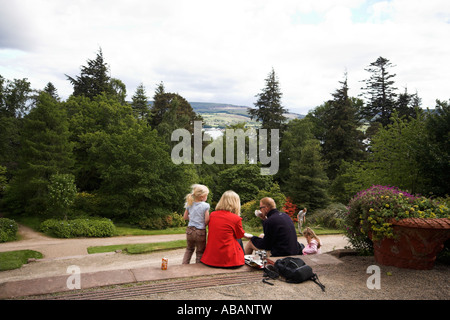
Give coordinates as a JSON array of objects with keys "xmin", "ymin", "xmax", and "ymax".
[{"xmin": 234, "ymin": 217, "xmax": 245, "ymax": 239}]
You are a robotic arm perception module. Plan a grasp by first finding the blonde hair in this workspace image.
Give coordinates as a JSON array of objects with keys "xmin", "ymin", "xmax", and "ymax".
[
  {"xmin": 215, "ymin": 190, "xmax": 241, "ymax": 216},
  {"xmin": 260, "ymin": 197, "xmax": 276, "ymax": 210},
  {"xmin": 185, "ymin": 184, "xmax": 209, "ymax": 208},
  {"xmin": 303, "ymin": 227, "xmax": 321, "ymax": 248}
]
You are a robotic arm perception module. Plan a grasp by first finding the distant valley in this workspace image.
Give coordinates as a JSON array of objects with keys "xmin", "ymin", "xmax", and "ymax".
[{"xmin": 189, "ymin": 102, "xmax": 304, "ymax": 129}]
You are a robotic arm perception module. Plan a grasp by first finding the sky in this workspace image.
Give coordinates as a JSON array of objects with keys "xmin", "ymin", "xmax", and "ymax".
[{"xmin": 1, "ymin": 0, "xmax": 449, "ymax": 115}]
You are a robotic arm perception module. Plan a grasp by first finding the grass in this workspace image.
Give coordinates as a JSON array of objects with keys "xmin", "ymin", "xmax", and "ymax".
[
  {"xmin": 0, "ymin": 250, "xmax": 43, "ymax": 271},
  {"xmin": 305, "ymin": 227, "xmax": 345, "ymax": 235},
  {"xmin": 114, "ymin": 223, "xmax": 186, "ymax": 236},
  {"xmin": 87, "ymin": 239, "xmax": 187, "ymax": 254},
  {"xmin": 88, "ymin": 225, "xmax": 344, "ymax": 255}
]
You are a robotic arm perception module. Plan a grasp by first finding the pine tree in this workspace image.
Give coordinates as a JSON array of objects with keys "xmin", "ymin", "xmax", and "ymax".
[
  {"xmin": 66, "ymin": 48, "xmax": 114, "ymax": 99},
  {"xmin": 321, "ymin": 74, "xmax": 366, "ymax": 180},
  {"xmin": 3, "ymin": 92, "xmax": 74, "ymax": 215},
  {"xmin": 131, "ymin": 83, "xmax": 150, "ymax": 120},
  {"xmin": 360, "ymin": 56, "xmax": 397, "ymax": 126},
  {"xmin": 396, "ymin": 87, "xmax": 422, "ymax": 120},
  {"xmin": 248, "ymin": 68, "xmax": 287, "ymax": 130},
  {"xmin": 280, "ymin": 118, "xmax": 330, "ymax": 210},
  {"xmin": 43, "ymin": 82, "xmax": 59, "ymax": 101}
]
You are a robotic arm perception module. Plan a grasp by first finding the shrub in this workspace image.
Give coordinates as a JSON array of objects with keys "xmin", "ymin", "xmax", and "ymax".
[
  {"xmin": 40, "ymin": 218, "xmax": 116, "ymax": 238},
  {"xmin": 0, "ymin": 218, "xmax": 18, "ymax": 242},
  {"xmin": 46, "ymin": 173, "xmax": 77, "ymax": 217},
  {"xmin": 72, "ymin": 192, "xmax": 103, "ymax": 217},
  {"xmin": 308, "ymin": 203, "xmax": 347, "ymax": 229},
  {"xmin": 138, "ymin": 212, "xmax": 186, "ymax": 230},
  {"xmin": 240, "ymin": 183, "xmax": 286, "ymax": 228},
  {"xmin": 241, "ymin": 199, "xmax": 261, "ymax": 228},
  {"xmin": 282, "ymin": 197, "xmax": 298, "ymax": 223}
]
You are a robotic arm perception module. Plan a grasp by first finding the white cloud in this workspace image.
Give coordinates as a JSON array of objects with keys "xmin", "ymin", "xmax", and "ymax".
[{"xmin": 0, "ymin": 0, "xmax": 449, "ymax": 114}]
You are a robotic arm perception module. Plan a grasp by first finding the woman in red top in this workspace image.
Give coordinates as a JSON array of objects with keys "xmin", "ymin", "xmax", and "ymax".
[{"xmin": 201, "ymin": 190, "xmax": 245, "ymax": 268}]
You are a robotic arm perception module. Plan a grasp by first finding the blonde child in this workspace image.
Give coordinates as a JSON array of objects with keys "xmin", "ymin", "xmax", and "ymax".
[
  {"xmin": 302, "ymin": 227, "xmax": 322, "ymax": 255},
  {"xmin": 182, "ymin": 184, "xmax": 210, "ymax": 264}
]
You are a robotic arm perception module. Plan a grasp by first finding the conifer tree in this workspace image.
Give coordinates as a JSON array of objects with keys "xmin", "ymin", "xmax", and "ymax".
[
  {"xmin": 360, "ymin": 56, "xmax": 397, "ymax": 126},
  {"xmin": 280, "ymin": 118, "xmax": 329, "ymax": 210},
  {"xmin": 131, "ymin": 83, "xmax": 150, "ymax": 120},
  {"xmin": 43, "ymin": 82, "xmax": 59, "ymax": 101},
  {"xmin": 396, "ymin": 88, "xmax": 422, "ymax": 120},
  {"xmin": 3, "ymin": 92, "xmax": 74, "ymax": 215},
  {"xmin": 321, "ymin": 74, "xmax": 365, "ymax": 180},
  {"xmin": 248, "ymin": 68, "xmax": 287, "ymax": 130},
  {"xmin": 66, "ymin": 48, "xmax": 114, "ymax": 99}
]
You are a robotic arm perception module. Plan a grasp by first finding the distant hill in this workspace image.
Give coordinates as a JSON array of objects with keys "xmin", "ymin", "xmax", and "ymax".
[
  {"xmin": 189, "ymin": 102, "xmax": 304, "ymax": 128},
  {"xmin": 147, "ymin": 101, "xmax": 304, "ymax": 129}
]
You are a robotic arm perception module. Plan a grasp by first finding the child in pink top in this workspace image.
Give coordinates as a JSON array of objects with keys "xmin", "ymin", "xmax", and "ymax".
[{"xmin": 302, "ymin": 227, "xmax": 322, "ymax": 255}]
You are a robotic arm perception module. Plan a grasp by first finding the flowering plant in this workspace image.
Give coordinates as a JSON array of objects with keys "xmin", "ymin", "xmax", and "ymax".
[
  {"xmin": 344, "ymin": 185, "xmax": 450, "ymax": 253},
  {"xmin": 282, "ymin": 197, "xmax": 298, "ymax": 223}
]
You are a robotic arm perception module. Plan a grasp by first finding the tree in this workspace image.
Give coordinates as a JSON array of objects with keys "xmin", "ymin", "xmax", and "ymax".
[
  {"xmin": 84, "ymin": 121, "xmax": 197, "ymax": 221},
  {"xmin": 215, "ymin": 164, "xmax": 274, "ymax": 204},
  {"xmin": 360, "ymin": 57, "xmax": 397, "ymax": 127},
  {"xmin": 0, "ymin": 76, "xmax": 33, "ymax": 170},
  {"xmin": 66, "ymin": 48, "xmax": 115, "ymax": 100},
  {"xmin": 316, "ymin": 74, "xmax": 366, "ymax": 180},
  {"xmin": 150, "ymin": 82, "xmax": 202, "ymax": 135},
  {"xmin": 131, "ymin": 83, "xmax": 150, "ymax": 121},
  {"xmin": 396, "ymin": 87, "xmax": 422, "ymax": 120},
  {"xmin": 65, "ymin": 94, "xmax": 136, "ymax": 191},
  {"xmin": 248, "ymin": 68, "xmax": 287, "ymax": 130},
  {"xmin": 280, "ymin": 118, "xmax": 329, "ymax": 210},
  {"xmin": 421, "ymin": 100, "xmax": 450, "ymax": 196},
  {"xmin": 2, "ymin": 92, "xmax": 74, "ymax": 215},
  {"xmin": 0, "ymin": 76, "xmax": 33, "ymax": 118},
  {"xmin": 344, "ymin": 111, "xmax": 430, "ymax": 197},
  {"xmin": 110, "ymin": 78, "xmax": 127, "ymax": 105},
  {"xmin": 43, "ymin": 82, "xmax": 59, "ymax": 101}
]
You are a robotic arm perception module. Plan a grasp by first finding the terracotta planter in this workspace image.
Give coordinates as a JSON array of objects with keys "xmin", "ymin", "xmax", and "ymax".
[{"xmin": 371, "ymin": 218, "xmax": 450, "ymax": 270}]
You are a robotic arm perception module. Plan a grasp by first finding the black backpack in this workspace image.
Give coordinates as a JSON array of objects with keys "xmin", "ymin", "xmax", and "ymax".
[{"xmin": 271, "ymin": 257, "xmax": 326, "ymax": 292}]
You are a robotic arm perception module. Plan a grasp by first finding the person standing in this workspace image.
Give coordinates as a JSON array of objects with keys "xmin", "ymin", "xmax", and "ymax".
[
  {"xmin": 297, "ymin": 208, "xmax": 307, "ymax": 235},
  {"xmin": 182, "ymin": 184, "xmax": 210, "ymax": 264}
]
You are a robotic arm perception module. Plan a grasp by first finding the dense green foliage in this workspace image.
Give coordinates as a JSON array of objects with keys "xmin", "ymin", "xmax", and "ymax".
[
  {"xmin": 40, "ymin": 218, "xmax": 116, "ymax": 238},
  {"xmin": 0, "ymin": 218, "xmax": 18, "ymax": 242},
  {"xmin": 0, "ymin": 51, "xmax": 448, "ymax": 243}
]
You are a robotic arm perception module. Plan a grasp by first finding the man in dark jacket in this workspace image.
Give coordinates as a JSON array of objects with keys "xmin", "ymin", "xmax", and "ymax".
[{"xmin": 244, "ymin": 197, "xmax": 303, "ymax": 257}]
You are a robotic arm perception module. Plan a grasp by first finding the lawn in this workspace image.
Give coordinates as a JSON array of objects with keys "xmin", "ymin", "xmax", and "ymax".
[
  {"xmin": 87, "ymin": 239, "xmax": 188, "ymax": 254},
  {"xmin": 0, "ymin": 250, "xmax": 43, "ymax": 271}
]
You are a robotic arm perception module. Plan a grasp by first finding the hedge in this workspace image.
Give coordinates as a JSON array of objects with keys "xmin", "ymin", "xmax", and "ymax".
[
  {"xmin": 0, "ymin": 218, "xmax": 18, "ymax": 242},
  {"xmin": 40, "ymin": 218, "xmax": 116, "ymax": 238}
]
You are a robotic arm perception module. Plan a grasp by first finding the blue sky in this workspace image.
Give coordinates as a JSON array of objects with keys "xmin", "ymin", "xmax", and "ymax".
[{"xmin": 1, "ymin": 0, "xmax": 449, "ymax": 115}]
